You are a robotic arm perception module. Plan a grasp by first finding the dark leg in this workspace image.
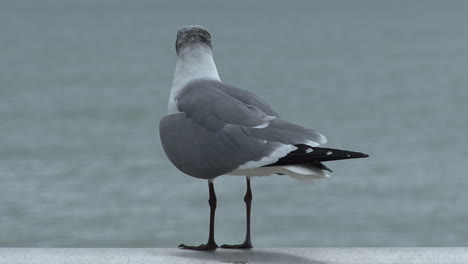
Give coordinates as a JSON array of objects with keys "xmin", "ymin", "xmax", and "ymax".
[
  {"xmin": 179, "ymin": 180, "xmax": 219, "ymax": 250},
  {"xmin": 221, "ymin": 176, "xmax": 253, "ymax": 249}
]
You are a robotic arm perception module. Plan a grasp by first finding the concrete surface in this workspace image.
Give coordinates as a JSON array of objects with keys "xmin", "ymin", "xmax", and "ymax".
[{"xmin": 0, "ymin": 248, "xmax": 467, "ymax": 264}]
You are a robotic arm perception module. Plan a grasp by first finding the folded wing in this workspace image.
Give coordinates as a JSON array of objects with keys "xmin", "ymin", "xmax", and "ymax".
[{"xmin": 159, "ymin": 80, "xmax": 328, "ymax": 179}]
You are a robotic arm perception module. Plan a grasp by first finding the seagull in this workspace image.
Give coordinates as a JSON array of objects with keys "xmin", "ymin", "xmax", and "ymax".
[{"xmin": 159, "ymin": 25, "xmax": 368, "ymax": 251}]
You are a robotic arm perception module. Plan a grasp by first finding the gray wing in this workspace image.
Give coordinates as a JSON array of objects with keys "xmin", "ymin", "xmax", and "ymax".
[
  {"xmin": 190, "ymin": 80, "xmax": 326, "ymax": 145},
  {"xmin": 215, "ymin": 82, "xmax": 279, "ymax": 117},
  {"xmin": 176, "ymin": 81, "xmax": 273, "ymax": 131},
  {"xmin": 160, "ymin": 114, "xmax": 285, "ymax": 179},
  {"xmin": 159, "ymin": 79, "xmax": 327, "ymax": 179}
]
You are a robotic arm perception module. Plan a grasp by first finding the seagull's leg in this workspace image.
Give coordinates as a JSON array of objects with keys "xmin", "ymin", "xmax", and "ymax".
[
  {"xmin": 179, "ymin": 180, "xmax": 219, "ymax": 250},
  {"xmin": 221, "ymin": 176, "xmax": 253, "ymax": 249}
]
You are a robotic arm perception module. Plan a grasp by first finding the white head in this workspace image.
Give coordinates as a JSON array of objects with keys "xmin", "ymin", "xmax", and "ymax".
[{"xmin": 175, "ymin": 25, "xmax": 213, "ymax": 56}]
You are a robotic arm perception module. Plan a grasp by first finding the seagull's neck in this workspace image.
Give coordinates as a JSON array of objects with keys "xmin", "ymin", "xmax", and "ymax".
[{"xmin": 168, "ymin": 44, "xmax": 220, "ymax": 114}]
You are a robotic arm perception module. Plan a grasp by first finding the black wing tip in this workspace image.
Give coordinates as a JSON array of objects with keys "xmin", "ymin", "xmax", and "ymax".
[
  {"xmin": 310, "ymin": 147, "xmax": 369, "ymax": 162},
  {"xmin": 355, "ymin": 152, "xmax": 369, "ymax": 158},
  {"xmin": 338, "ymin": 150, "xmax": 369, "ymax": 160}
]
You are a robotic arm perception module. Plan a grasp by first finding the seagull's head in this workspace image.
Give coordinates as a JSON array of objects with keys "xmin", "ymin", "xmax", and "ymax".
[{"xmin": 175, "ymin": 25, "xmax": 212, "ymax": 55}]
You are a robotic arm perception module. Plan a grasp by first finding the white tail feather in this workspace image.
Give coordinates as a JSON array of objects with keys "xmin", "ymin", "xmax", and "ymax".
[
  {"xmin": 282, "ymin": 165, "xmax": 331, "ymax": 183},
  {"xmin": 227, "ymin": 164, "xmax": 331, "ymax": 183}
]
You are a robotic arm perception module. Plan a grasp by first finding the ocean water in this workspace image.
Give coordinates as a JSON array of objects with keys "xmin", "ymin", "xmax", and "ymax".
[{"xmin": 1, "ymin": 0, "xmax": 467, "ymax": 247}]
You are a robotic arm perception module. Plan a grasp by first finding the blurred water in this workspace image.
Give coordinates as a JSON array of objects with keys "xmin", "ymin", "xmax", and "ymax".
[{"xmin": 1, "ymin": 0, "xmax": 467, "ymax": 247}]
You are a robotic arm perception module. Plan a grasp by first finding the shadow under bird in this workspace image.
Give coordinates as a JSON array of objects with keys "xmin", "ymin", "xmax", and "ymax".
[{"xmin": 159, "ymin": 25, "xmax": 369, "ymax": 251}]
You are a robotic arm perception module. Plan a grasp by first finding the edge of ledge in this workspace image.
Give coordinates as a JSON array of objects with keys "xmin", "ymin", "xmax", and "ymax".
[{"xmin": 0, "ymin": 247, "xmax": 467, "ymax": 264}]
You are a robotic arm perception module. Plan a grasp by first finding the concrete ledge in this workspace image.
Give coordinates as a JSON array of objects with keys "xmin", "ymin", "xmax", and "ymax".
[{"xmin": 0, "ymin": 248, "xmax": 467, "ymax": 264}]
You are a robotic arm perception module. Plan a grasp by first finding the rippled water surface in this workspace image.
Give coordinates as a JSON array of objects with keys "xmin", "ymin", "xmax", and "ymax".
[{"xmin": 1, "ymin": 0, "xmax": 467, "ymax": 247}]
